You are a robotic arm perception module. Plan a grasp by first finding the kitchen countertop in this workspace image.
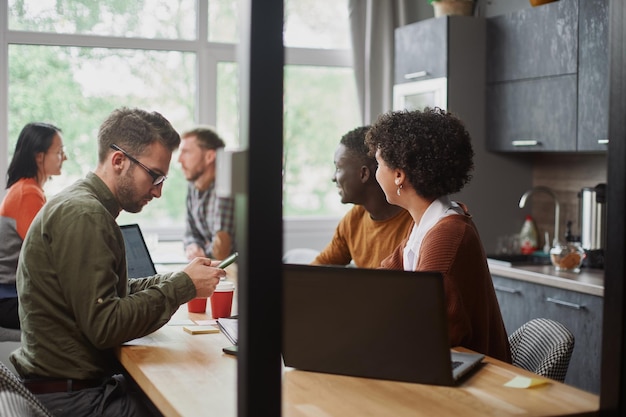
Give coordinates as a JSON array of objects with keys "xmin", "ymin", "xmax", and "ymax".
[{"xmin": 487, "ymin": 259, "xmax": 604, "ymax": 297}]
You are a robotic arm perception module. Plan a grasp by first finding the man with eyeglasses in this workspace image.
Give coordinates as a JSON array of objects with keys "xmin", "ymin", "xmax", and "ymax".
[
  {"xmin": 178, "ymin": 126, "xmax": 236, "ymax": 261},
  {"xmin": 10, "ymin": 107, "xmax": 226, "ymax": 417}
]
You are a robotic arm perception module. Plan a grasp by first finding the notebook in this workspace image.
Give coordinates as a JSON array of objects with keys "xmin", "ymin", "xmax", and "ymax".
[
  {"xmin": 282, "ymin": 264, "xmax": 485, "ymax": 386},
  {"xmin": 217, "ymin": 317, "xmax": 238, "ymax": 346},
  {"xmin": 120, "ymin": 224, "xmax": 157, "ymax": 278}
]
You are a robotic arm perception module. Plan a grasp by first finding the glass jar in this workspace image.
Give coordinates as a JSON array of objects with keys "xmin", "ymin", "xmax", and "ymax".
[{"xmin": 550, "ymin": 243, "xmax": 586, "ymax": 273}]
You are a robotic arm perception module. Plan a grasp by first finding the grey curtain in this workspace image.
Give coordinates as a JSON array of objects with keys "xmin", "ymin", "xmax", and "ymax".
[{"xmin": 348, "ymin": 0, "xmax": 431, "ymax": 124}]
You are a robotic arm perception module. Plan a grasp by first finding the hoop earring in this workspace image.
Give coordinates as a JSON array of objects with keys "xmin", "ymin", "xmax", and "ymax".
[{"xmin": 396, "ymin": 184, "xmax": 402, "ymax": 196}]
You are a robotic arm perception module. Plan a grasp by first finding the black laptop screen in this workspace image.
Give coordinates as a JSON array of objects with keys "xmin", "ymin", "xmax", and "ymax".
[{"xmin": 120, "ymin": 224, "xmax": 157, "ymax": 278}]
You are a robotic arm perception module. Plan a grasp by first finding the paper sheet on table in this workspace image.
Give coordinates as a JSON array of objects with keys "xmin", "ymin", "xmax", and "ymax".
[
  {"xmin": 194, "ymin": 319, "xmax": 218, "ymax": 326},
  {"xmin": 167, "ymin": 318, "xmax": 195, "ymax": 326},
  {"xmin": 504, "ymin": 375, "xmax": 550, "ymax": 388}
]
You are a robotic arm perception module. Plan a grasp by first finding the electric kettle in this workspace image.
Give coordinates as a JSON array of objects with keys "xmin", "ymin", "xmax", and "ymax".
[{"xmin": 578, "ymin": 183, "xmax": 606, "ymax": 269}]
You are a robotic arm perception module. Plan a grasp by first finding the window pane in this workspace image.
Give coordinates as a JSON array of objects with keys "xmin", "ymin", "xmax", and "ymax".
[
  {"xmin": 283, "ymin": 65, "xmax": 360, "ymax": 217},
  {"xmin": 217, "ymin": 62, "xmax": 240, "ymax": 146},
  {"xmin": 8, "ymin": 45, "xmax": 195, "ymax": 230},
  {"xmin": 284, "ymin": 0, "xmax": 351, "ymax": 49},
  {"xmin": 208, "ymin": 0, "xmax": 351, "ymax": 48},
  {"xmin": 8, "ymin": 0, "xmax": 196, "ymax": 39},
  {"xmin": 208, "ymin": 0, "xmax": 239, "ymax": 43}
]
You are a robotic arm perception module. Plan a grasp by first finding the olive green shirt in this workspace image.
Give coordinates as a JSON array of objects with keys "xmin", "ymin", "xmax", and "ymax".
[{"xmin": 11, "ymin": 172, "xmax": 197, "ymax": 379}]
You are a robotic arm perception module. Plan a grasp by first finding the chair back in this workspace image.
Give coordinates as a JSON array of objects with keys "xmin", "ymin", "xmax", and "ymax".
[
  {"xmin": 508, "ymin": 318, "xmax": 574, "ymax": 382},
  {"xmin": 282, "ymin": 248, "xmax": 320, "ymax": 264},
  {"xmin": 0, "ymin": 327, "xmax": 21, "ymax": 342},
  {"xmin": 0, "ymin": 361, "xmax": 53, "ymax": 417}
]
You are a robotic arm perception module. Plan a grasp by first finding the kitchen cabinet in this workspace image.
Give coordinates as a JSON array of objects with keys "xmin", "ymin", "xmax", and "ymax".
[
  {"xmin": 486, "ymin": 0, "xmax": 578, "ymax": 152},
  {"xmin": 486, "ymin": 0, "xmax": 578, "ymax": 83},
  {"xmin": 394, "ymin": 16, "xmax": 489, "ymax": 88},
  {"xmin": 486, "ymin": 0, "xmax": 608, "ymax": 153},
  {"xmin": 486, "ymin": 0, "xmax": 579, "ymax": 152},
  {"xmin": 395, "ymin": 17, "xmax": 447, "ymax": 84},
  {"xmin": 577, "ymin": 0, "xmax": 609, "ymax": 151},
  {"xmin": 486, "ymin": 75, "xmax": 577, "ymax": 151},
  {"xmin": 492, "ymin": 274, "xmax": 602, "ymax": 393}
]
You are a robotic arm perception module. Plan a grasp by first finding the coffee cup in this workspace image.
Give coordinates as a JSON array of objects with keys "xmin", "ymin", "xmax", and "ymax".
[
  {"xmin": 210, "ymin": 281, "xmax": 235, "ymax": 319},
  {"xmin": 187, "ymin": 298, "xmax": 207, "ymax": 313}
]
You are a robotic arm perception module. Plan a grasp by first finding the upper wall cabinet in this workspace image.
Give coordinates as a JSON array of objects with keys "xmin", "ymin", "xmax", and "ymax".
[
  {"xmin": 486, "ymin": 75, "xmax": 577, "ymax": 152},
  {"xmin": 486, "ymin": 1, "xmax": 578, "ymax": 83},
  {"xmin": 577, "ymin": 0, "xmax": 609, "ymax": 151},
  {"xmin": 486, "ymin": 0, "xmax": 579, "ymax": 152},
  {"xmin": 395, "ymin": 17, "xmax": 447, "ymax": 84},
  {"xmin": 486, "ymin": 0, "xmax": 609, "ymax": 153}
]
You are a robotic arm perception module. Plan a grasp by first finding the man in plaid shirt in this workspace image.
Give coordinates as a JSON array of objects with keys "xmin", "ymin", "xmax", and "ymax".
[{"xmin": 178, "ymin": 126, "xmax": 236, "ymax": 261}]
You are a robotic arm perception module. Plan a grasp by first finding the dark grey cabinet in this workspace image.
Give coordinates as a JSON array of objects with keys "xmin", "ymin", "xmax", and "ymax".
[
  {"xmin": 486, "ymin": 0, "xmax": 578, "ymax": 152},
  {"xmin": 486, "ymin": 0, "xmax": 608, "ymax": 153},
  {"xmin": 492, "ymin": 275, "xmax": 602, "ymax": 394},
  {"xmin": 395, "ymin": 17, "xmax": 447, "ymax": 84},
  {"xmin": 486, "ymin": 75, "xmax": 577, "ymax": 152},
  {"xmin": 577, "ymin": 0, "xmax": 609, "ymax": 151},
  {"xmin": 395, "ymin": 16, "xmax": 486, "ymax": 87},
  {"xmin": 486, "ymin": 0, "xmax": 578, "ymax": 83},
  {"xmin": 486, "ymin": 0, "xmax": 579, "ymax": 152}
]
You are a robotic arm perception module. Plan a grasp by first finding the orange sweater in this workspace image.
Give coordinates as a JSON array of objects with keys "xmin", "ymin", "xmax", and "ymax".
[
  {"xmin": 312, "ymin": 205, "xmax": 413, "ymax": 269},
  {"xmin": 380, "ymin": 203, "xmax": 512, "ymax": 363}
]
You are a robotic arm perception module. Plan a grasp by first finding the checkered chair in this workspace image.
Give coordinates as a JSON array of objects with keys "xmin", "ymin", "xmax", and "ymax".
[
  {"xmin": 0, "ymin": 361, "xmax": 53, "ymax": 417},
  {"xmin": 508, "ymin": 318, "xmax": 575, "ymax": 382}
]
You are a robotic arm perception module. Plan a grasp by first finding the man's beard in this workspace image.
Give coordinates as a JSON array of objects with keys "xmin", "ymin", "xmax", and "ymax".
[
  {"xmin": 185, "ymin": 165, "xmax": 204, "ymax": 183},
  {"xmin": 118, "ymin": 168, "xmax": 151, "ymax": 213}
]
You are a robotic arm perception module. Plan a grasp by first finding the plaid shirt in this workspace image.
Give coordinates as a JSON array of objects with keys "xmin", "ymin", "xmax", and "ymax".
[{"xmin": 183, "ymin": 181, "xmax": 236, "ymax": 257}]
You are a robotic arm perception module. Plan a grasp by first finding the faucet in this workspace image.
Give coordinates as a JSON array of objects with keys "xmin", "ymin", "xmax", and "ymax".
[{"xmin": 519, "ymin": 186, "xmax": 560, "ymax": 248}]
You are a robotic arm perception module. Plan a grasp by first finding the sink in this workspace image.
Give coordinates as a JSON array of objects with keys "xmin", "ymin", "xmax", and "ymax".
[{"xmin": 487, "ymin": 253, "xmax": 551, "ymax": 266}]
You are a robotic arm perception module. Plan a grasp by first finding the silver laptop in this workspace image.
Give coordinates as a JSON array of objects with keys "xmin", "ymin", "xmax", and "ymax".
[
  {"xmin": 282, "ymin": 264, "xmax": 485, "ymax": 386},
  {"xmin": 120, "ymin": 224, "xmax": 157, "ymax": 278}
]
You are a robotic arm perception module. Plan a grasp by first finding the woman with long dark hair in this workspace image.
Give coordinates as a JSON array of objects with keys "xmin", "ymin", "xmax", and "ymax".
[{"xmin": 0, "ymin": 122, "xmax": 66, "ymax": 329}]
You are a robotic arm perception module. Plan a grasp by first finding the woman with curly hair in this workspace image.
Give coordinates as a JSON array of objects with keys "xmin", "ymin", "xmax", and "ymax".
[{"xmin": 365, "ymin": 107, "xmax": 511, "ymax": 363}]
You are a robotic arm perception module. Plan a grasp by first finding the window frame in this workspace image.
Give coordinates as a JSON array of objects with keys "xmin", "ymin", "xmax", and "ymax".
[{"xmin": 0, "ymin": 0, "xmax": 353, "ymax": 239}]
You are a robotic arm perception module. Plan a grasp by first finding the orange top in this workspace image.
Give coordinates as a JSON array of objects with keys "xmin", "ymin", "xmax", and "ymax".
[
  {"xmin": 0, "ymin": 177, "xmax": 45, "ymax": 239},
  {"xmin": 312, "ymin": 205, "xmax": 413, "ymax": 269}
]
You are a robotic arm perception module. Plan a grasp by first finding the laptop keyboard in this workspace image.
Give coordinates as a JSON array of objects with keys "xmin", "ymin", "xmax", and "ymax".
[{"xmin": 452, "ymin": 361, "xmax": 463, "ymax": 370}]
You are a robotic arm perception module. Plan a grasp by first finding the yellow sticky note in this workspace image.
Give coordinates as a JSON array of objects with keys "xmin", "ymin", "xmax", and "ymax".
[
  {"xmin": 183, "ymin": 325, "xmax": 220, "ymax": 335},
  {"xmin": 504, "ymin": 376, "xmax": 550, "ymax": 388}
]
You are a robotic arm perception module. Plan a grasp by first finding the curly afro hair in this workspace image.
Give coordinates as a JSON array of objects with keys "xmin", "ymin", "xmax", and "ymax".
[{"xmin": 365, "ymin": 107, "xmax": 474, "ymax": 199}]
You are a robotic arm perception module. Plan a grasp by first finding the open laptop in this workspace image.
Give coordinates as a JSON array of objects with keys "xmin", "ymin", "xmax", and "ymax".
[
  {"xmin": 120, "ymin": 224, "xmax": 157, "ymax": 278},
  {"xmin": 282, "ymin": 264, "xmax": 485, "ymax": 386}
]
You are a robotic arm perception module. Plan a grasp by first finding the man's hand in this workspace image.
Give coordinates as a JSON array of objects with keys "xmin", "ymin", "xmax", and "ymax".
[
  {"xmin": 183, "ymin": 257, "xmax": 226, "ymax": 298},
  {"xmin": 185, "ymin": 243, "xmax": 206, "ymax": 261}
]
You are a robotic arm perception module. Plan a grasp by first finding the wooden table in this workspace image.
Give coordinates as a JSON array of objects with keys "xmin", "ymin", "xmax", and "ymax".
[
  {"xmin": 117, "ymin": 277, "xmax": 599, "ymax": 417},
  {"xmin": 283, "ymin": 347, "xmax": 599, "ymax": 417},
  {"xmin": 117, "ymin": 307, "xmax": 237, "ymax": 417}
]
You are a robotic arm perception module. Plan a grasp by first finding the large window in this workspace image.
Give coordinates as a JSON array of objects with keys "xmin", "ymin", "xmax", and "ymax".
[{"xmin": 2, "ymin": 0, "xmax": 359, "ymax": 236}]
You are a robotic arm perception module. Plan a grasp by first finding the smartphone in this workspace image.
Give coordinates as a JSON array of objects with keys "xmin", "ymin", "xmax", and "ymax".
[{"xmin": 216, "ymin": 252, "xmax": 239, "ymax": 269}]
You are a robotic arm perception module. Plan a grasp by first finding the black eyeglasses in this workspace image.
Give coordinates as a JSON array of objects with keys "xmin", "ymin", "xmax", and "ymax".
[{"xmin": 110, "ymin": 144, "xmax": 167, "ymax": 186}]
